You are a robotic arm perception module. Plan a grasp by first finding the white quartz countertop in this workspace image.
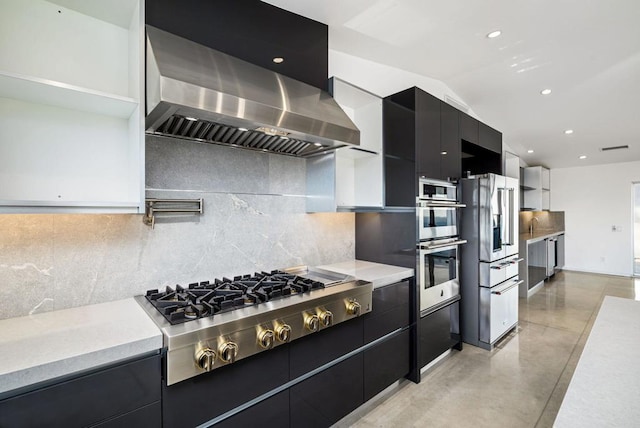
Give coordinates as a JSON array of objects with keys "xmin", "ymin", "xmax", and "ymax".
[
  {"xmin": 317, "ymin": 260, "xmax": 414, "ymax": 289},
  {"xmin": 554, "ymin": 296, "xmax": 640, "ymax": 427},
  {"xmin": 0, "ymin": 298, "xmax": 162, "ymax": 396}
]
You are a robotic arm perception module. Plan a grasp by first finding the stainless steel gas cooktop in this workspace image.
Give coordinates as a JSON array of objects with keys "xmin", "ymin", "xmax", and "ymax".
[{"xmin": 135, "ymin": 266, "xmax": 372, "ymax": 385}]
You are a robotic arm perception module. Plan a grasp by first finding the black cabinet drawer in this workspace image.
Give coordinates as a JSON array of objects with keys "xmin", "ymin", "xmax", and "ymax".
[
  {"xmin": 290, "ymin": 354, "xmax": 364, "ymax": 428},
  {"xmin": 90, "ymin": 401, "xmax": 161, "ymax": 428},
  {"xmin": 214, "ymin": 391, "xmax": 289, "ymax": 428},
  {"xmin": 163, "ymin": 345, "xmax": 289, "ymax": 428},
  {"xmin": 289, "ymin": 317, "xmax": 363, "ymax": 379},
  {"xmin": 363, "ymin": 281, "xmax": 410, "ymax": 344},
  {"xmin": 363, "ymin": 330, "xmax": 410, "ymax": 401},
  {"xmin": 0, "ymin": 354, "xmax": 161, "ymax": 428},
  {"xmin": 419, "ymin": 303, "xmax": 459, "ymax": 368}
]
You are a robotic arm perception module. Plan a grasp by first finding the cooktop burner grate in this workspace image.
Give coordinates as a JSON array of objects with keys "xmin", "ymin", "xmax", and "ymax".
[{"xmin": 145, "ymin": 270, "xmax": 325, "ymax": 324}]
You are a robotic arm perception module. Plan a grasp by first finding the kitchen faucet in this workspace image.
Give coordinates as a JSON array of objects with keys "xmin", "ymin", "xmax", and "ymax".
[{"xmin": 529, "ymin": 216, "xmax": 539, "ymax": 235}]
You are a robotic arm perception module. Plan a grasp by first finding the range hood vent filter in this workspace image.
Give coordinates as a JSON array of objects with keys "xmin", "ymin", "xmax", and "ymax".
[{"xmin": 152, "ymin": 115, "xmax": 317, "ymax": 156}]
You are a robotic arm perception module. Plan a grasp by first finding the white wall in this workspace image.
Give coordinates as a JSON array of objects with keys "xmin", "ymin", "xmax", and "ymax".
[{"xmin": 551, "ymin": 161, "xmax": 640, "ymax": 276}]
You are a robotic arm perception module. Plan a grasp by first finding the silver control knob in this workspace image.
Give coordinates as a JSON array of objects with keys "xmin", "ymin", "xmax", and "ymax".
[
  {"xmin": 274, "ymin": 322, "xmax": 292, "ymax": 343},
  {"xmin": 318, "ymin": 309, "xmax": 333, "ymax": 327},
  {"xmin": 346, "ymin": 300, "xmax": 361, "ymax": 316},
  {"xmin": 218, "ymin": 341, "xmax": 239, "ymax": 364},
  {"xmin": 304, "ymin": 312, "xmax": 320, "ymax": 332},
  {"xmin": 195, "ymin": 347, "xmax": 217, "ymax": 372},
  {"xmin": 257, "ymin": 328, "xmax": 275, "ymax": 350}
]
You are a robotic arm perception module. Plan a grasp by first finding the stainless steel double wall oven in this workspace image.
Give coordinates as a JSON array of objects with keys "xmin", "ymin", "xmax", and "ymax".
[{"xmin": 416, "ymin": 178, "xmax": 466, "ymax": 314}]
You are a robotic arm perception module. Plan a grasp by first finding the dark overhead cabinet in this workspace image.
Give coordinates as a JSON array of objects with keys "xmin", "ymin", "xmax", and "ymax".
[
  {"xmin": 460, "ymin": 112, "xmax": 502, "ymax": 176},
  {"xmin": 146, "ymin": 0, "xmax": 328, "ymax": 90},
  {"xmin": 383, "ymin": 87, "xmax": 461, "ymax": 185},
  {"xmin": 479, "ymin": 122, "xmax": 502, "ymax": 154},
  {"xmin": 460, "ymin": 112, "xmax": 479, "ymax": 145}
]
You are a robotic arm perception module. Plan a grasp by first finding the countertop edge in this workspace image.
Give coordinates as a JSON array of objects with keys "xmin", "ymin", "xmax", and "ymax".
[
  {"xmin": 0, "ymin": 335, "xmax": 162, "ymax": 396},
  {"xmin": 520, "ymin": 230, "xmax": 565, "ymax": 243},
  {"xmin": 317, "ymin": 260, "xmax": 414, "ymax": 289}
]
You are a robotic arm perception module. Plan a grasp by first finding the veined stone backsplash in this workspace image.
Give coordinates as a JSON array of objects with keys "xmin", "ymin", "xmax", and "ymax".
[{"xmin": 0, "ymin": 137, "xmax": 354, "ymax": 320}]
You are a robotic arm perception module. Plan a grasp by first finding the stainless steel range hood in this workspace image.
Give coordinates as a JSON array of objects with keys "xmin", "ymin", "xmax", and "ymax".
[{"xmin": 145, "ymin": 26, "xmax": 360, "ymax": 157}]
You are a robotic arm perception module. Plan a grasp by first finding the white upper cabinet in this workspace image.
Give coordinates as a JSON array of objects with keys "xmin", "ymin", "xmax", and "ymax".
[
  {"xmin": 307, "ymin": 78, "xmax": 384, "ymax": 212},
  {"xmin": 0, "ymin": 0, "xmax": 144, "ymax": 213},
  {"xmin": 523, "ymin": 166, "xmax": 550, "ymax": 210}
]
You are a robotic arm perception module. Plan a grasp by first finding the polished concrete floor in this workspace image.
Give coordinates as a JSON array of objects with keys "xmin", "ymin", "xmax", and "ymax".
[{"xmin": 338, "ymin": 271, "xmax": 639, "ymax": 428}]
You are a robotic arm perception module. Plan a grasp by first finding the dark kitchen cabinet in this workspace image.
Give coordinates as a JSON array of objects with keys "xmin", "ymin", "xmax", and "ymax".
[
  {"xmin": 363, "ymin": 280, "xmax": 411, "ymax": 343},
  {"xmin": 419, "ymin": 301, "xmax": 461, "ymax": 369},
  {"xmin": 478, "ymin": 122, "xmax": 502, "ymax": 154},
  {"xmin": 147, "ymin": 0, "xmax": 328, "ymax": 90},
  {"xmin": 92, "ymin": 402, "xmax": 161, "ymax": 428},
  {"xmin": 355, "ymin": 212, "xmax": 417, "ymax": 269},
  {"xmin": 460, "ymin": 112, "xmax": 479, "ymax": 145},
  {"xmin": 290, "ymin": 353, "xmax": 364, "ymax": 428},
  {"xmin": 0, "ymin": 354, "xmax": 161, "ymax": 428},
  {"xmin": 460, "ymin": 113, "xmax": 502, "ymax": 176},
  {"xmin": 415, "ymin": 90, "xmax": 441, "ymax": 178},
  {"xmin": 384, "ymin": 156, "xmax": 416, "ymax": 207},
  {"xmin": 440, "ymin": 102, "xmax": 462, "ymax": 180},
  {"xmin": 289, "ymin": 316, "xmax": 364, "ymax": 378},
  {"xmin": 383, "ymin": 98, "xmax": 415, "ymax": 161},
  {"xmin": 383, "ymin": 88, "xmax": 462, "ymax": 188},
  {"xmin": 162, "ymin": 345, "xmax": 289, "ymax": 428},
  {"xmin": 215, "ymin": 391, "xmax": 290, "ymax": 428},
  {"xmin": 364, "ymin": 329, "xmax": 411, "ymax": 401}
]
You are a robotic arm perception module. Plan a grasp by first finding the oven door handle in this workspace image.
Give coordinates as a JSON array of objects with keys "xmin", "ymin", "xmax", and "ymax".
[
  {"xmin": 491, "ymin": 279, "xmax": 524, "ymax": 295},
  {"xmin": 418, "ymin": 201, "xmax": 466, "ymax": 208},
  {"xmin": 419, "ymin": 239, "xmax": 467, "ymax": 251}
]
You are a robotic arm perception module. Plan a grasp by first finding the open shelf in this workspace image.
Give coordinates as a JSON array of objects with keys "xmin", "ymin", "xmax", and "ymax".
[{"xmin": 0, "ymin": 71, "xmax": 138, "ymax": 118}]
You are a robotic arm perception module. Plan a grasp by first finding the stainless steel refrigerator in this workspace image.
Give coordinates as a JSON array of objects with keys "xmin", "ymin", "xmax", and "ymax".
[{"xmin": 459, "ymin": 174, "xmax": 522, "ymax": 350}]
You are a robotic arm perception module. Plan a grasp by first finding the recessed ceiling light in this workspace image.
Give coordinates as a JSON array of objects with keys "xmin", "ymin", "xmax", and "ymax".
[
  {"xmin": 487, "ymin": 30, "xmax": 502, "ymax": 39},
  {"xmin": 527, "ymin": 150, "xmax": 534, "ymax": 153},
  {"xmin": 579, "ymin": 155, "xmax": 587, "ymax": 159},
  {"xmin": 313, "ymin": 143, "xmax": 322, "ymax": 147},
  {"xmin": 441, "ymin": 151, "xmax": 447, "ymax": 155},
  {"xmin": 238, "ymin": 127, "xmax": 248, "ymax": 132},
  {"xmin": 185, "ymin": 117, "xmax": 198, "ymax": 121},
  {"xmin": 564, "ymin": 129, "xmax": 574, "ymax": 134},
  {"xmin": 540, "ymin": 89, "xmax": 552, "ymax": 95},
  {"xmin": 272, "ymin": 57, "xmax": 284, "ymax": 64}
]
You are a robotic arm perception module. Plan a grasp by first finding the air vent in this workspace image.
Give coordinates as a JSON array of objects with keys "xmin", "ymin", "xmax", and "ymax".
[
  {"xmin": 444, "ymin": 95, "xmax": 469, "ymax": 113},
  {"xmin": 600, "ymin": 145, "xmax": 629, "ymax": 152},
  {"xmin": 151, "ymin": 115, "xmax": 323, "ymax": 157}
]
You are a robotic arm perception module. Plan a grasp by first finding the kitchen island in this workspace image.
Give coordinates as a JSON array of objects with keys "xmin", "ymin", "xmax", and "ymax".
[
  {"xmin": 554, "ymin": 296, "xmax": 640, "ymax": 427},
  {"xmin": 519, "ymin": 230, "xmax": 565, "ymax": 297}
]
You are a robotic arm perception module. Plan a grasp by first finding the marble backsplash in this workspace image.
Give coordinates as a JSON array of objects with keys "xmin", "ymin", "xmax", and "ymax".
[
  {"xmin": 0, "ymin": 137, "xmax": 354, "ymax": 320},
  {"xmin": 519, "ymin": 210, "xmax": 565, "ymax": 234}
]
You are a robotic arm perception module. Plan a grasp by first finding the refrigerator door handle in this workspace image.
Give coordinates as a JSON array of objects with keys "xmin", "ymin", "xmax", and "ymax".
[{"xmin": 505, "ymin": 188, "xmax": 515, "ymax": 246}]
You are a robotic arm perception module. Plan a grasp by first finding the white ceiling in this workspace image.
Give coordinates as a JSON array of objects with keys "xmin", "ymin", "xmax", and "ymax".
[{"xmin": 264, "ymin": 0, "xmax": 640, "ymax": 169}]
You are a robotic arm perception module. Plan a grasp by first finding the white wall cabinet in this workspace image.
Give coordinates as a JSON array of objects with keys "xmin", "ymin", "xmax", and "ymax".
[
  {"xmin": 307, "ymin": 78, "xmax": 383, "ymax": 212},
  {"xmin": 0, "ymin": 0, "xmax": 145, "ymax": 213},
  {"xmin": 523, "ymin": 166, "xmax": 550, "ymax": 211}
]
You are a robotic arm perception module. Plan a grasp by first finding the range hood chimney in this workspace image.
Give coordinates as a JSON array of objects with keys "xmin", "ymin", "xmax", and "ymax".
[{"xmin": 145, "ymin": 26, "xmax": 360, "ymax": 157}]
